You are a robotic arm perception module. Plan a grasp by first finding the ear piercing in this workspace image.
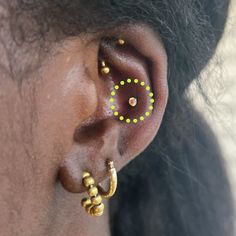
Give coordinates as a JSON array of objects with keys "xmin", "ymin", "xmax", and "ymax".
[
  {"xmin": 117, "ymin": 38, "xmax": 125, "ymax": 45},
  {"xmin": 129, "ymin": 97, "xmax": 138, "ymax": 107},
  {"xmin": 100, "ymin": 61, "xmax": 110, "ymax": 75},
  {"xmin": 109, "ymin": 78, "xmax": 155, "ymax": 124},
  {"xmin": 81, "ymin": 160, "xmax": 117, "ymax": 217},
  {"xmin": 100, "ymin": 38, "xmax": 125, "ymax": 75}
]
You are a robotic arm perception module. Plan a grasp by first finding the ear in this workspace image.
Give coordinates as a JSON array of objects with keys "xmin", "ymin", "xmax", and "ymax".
[{"xmin": 53, "ymin": 24, "xmax": 168, "ymax": 193}]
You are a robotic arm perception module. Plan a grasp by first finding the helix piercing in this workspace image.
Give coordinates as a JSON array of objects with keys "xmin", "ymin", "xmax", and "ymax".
[
  {"xmin": 117, "ymin": 38, "xmax": 125, "ymax": 45},
  {"xmin": 81, "ymin": 172, "xmax": 104, "ymax": 217},
  {"xmin": 100, "ymin": 60, "xmax": 110, "ymax": 75},
  {"xmin": 81, "ymin": 160, "xmax": 117, "ymax": 217}
]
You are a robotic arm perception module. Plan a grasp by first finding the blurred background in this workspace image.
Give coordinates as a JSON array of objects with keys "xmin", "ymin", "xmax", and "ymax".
[{"xmin": 190, "ymin": 0, "xmax": 236, "ymax": 228}]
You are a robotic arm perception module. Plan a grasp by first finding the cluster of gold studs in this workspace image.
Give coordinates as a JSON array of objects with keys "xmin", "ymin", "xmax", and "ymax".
[
  {"xmin": 100, "ymin": 38, "xmax": 125, "ymax": 75},
  {"xmin": 109, "ymin": 78, "xmax": 155, "ymax": 124},
  {"xmin": 81, "ymin": 172, "xmax": 105, "ymax": 217},
  {"xmin": 100, "ymin": 61, "xmax": 110, "ymax": 75}
]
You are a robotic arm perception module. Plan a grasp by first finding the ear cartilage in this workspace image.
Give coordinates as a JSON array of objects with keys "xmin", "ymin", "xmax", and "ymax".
[
  {"xmin": 101, "ymin": 61, "xmax": 110, "ymax": 75},
  {"xmin": 109, "ymin": 78, "xmax": 155, "ymax": 124},
  {"xmin": 117, "ymin": 38, "xmax": 125, "ymax": 45}
]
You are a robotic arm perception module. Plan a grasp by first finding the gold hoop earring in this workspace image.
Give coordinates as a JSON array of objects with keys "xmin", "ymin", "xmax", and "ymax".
[
  {"xmin": 81, "ymin": 160, "xmax": 117, "ymax": 217},
  {"xmin": 98, "ymin": 160, "xmax": 117, "ymax": 198}
]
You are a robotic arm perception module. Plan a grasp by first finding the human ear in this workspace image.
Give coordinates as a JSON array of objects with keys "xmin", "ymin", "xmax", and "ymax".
[{"xmin": 54, "ymin": 24, "xmax": 168, "ymax": 193}]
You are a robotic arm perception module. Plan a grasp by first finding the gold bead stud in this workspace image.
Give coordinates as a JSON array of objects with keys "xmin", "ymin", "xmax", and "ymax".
[
  {"xmin": 101, "ymin": 61, "xmax": 110, "ymax": 75},
  {"xmin": 129, "ymin": 97, "xmax": 138, "ymax": 107},
  {"xmin": 117, "ymin": 38, "xmax": 125, "ymax": 45}
]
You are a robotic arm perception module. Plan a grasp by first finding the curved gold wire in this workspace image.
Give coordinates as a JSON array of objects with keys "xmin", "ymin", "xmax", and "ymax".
[{"xmin": 97, "ymin": 160, "xmax": 117, "ymax": 199}]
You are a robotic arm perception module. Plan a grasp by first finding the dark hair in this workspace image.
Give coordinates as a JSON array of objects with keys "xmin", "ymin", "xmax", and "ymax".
[{"xmin": 9, "ymin": 0, "xmax": 234, "ymax": 235}]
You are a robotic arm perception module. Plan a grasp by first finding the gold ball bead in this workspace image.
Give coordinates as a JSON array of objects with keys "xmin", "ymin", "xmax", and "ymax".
[
  {"xmin": 117, "ymin": 39, "xmax": 125, "ymax": 45},
  {"xmin": 101, "ymin": 67, "xmax": 110, "ymax": 75},
  {"xmin": 81, "ymin": 198, "xmax": 92, "ymax": 208},
  {"xmin": 82, "ymin": 172, "xmax": 90, "ymax": 178},
  {"xmin": 85, "ymin": 204, "xmax": 94, "ymax": 214},
  {"xmin": 88, "ymin": 186, "xmax": 98, "ymax": 197},
  {"xmin": 83, "ymin": 176, "xmax": 95, "ymax": 188},
  {"xmin": 91, "ymin": 203, "xmax": 105, "ymax": 217},
  {"xmin": 91, "ymin": 195, "xmax": 103, "ymax": 205},
  {"xmin": 129, "ymin": 97, "xmax": 138, "ymax": 107}
]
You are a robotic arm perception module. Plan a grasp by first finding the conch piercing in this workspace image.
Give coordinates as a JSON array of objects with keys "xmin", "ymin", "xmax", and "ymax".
[
  {"xmin": 129, "ymin": 97, "xmax": 138, "ymax": 107},
  {"xmin": 109, "ymin": 78, "xmax": 155, "ymax": 124},
  {"xmin": 81, "ymin": 160, "xmax": 117, "ymax": 217},
  {"xmin": 100, "ymin": 60, "xmax": 110, "ymax": 75}
]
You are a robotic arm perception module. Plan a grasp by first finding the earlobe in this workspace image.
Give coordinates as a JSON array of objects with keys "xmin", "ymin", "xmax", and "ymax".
[{"xmin": 58, "ymin": 24, "xmax": 168, "ymax": 195}]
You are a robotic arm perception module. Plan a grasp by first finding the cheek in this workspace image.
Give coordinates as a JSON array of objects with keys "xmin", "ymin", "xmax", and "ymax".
[{"xmin": 36, "ymin": 61, "xmax": 98, "ymax": 158}]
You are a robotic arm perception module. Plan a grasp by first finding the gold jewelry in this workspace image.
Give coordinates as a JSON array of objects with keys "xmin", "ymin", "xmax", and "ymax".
[
  {"xmin": 128, "ymin": 97, "xmax": 138, "ymax": 107},
  {"xmin": 81, "ymin": 160, "xmax": 117, "ymax": 217},
  {"xmin": 97, "ymin": 160, "xmax": 117, "ymax": 198},
  {"xmin": 109, "ymin": 78, "xmax": 155, "ymax": 124},
  {"xmin": 117, "ymin": 38, "xmax": 125, "ymax": 45},
  {"xmin": 100, "ymin": 60, "xmax": 110, "ymax": 75}
]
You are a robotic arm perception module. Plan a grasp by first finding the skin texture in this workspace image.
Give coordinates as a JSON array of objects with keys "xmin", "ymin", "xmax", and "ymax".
[{"xmin": 0, "ymin": 23, "xmax": 168, "ymax": 236}]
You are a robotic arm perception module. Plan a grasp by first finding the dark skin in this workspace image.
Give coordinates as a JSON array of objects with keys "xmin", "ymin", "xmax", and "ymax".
[{"xmin": 0, "ymin": 23, "xmax": 168, "ymax": 235}]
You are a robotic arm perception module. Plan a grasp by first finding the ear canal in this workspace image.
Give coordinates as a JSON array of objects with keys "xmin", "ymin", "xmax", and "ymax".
[{"xmin": 100, "ymin": 60, "xmax": 110, "ymax": 75}]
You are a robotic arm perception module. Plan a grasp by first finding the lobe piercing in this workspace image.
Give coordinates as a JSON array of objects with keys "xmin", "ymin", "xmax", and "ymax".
[
  {"xmin": 101, "ymin": 61, "xmax": 110, "ymax": 75},
  {"xmin": 81, "ymin": 161, "xmax": 118, "ymax": 217}
]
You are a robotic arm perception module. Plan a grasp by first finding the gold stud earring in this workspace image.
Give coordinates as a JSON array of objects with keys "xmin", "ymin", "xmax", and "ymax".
[
  {"xmin": 100, "ymin": 60, "xmax": 110, "ymax": 75},
  {"xmin": 117, "ymin": 38, "xmax": 125, "ymax": 45},
  {"xmin": 81, "ymin": 160, "xmax": 117, "ymax": 217},
  {"xmin": 109, "ymin": 78, "xmax": 155, "ymax": 124},
  {"xmin": 128, "ymin": 97, "xmax": 138, "ymax": 107}
]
